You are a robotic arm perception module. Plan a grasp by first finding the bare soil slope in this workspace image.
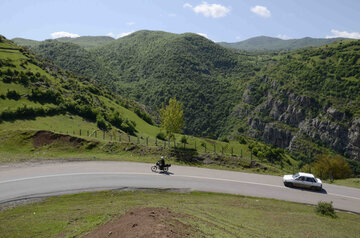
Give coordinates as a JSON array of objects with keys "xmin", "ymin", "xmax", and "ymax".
[{"xmin": 84, "ymin": 207, "xmax": 196, "ymax": 238}]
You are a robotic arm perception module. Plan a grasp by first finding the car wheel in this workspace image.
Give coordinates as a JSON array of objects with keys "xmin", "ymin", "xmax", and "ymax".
[{"xmin": 284, "ymin": 182, "xmax": 292, "ymax": 187}]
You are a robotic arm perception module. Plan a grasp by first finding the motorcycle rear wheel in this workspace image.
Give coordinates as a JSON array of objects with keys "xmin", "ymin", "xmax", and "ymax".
[
  {"xmin": 163, "ymin": 166, "xmax": 169, "ymax": 172},
  {"xmin": 151, "ymin": 166, "xmax": 157, "ymax": 172}
]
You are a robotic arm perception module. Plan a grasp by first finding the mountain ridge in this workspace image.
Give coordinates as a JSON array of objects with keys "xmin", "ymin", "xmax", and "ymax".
[{"xmin": 218, "ymin": 35, "xmax": 348, "ymax": 51}]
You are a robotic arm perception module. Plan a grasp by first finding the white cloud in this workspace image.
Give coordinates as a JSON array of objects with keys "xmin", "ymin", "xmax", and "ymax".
[
  {"xmin": 250, "ymin": 6, "xmax": 271, "ymax": 18},
  {"xmin": 183, "ymin": 3, "xmax": 192, "ymax": 8},
  {"xmin": 185, "ymin": 2, "xmax": 230, "ymax": 18},
  {"xmin": 236, "ymin": 36, "xmax": 242, "ymax": 40},
  {"xmin": 196, "ymin": 33, "xmax": 208, "ymax": 38},
  {"xmin": 51, "ymin": 31, "xmax": 80, "ymax": 38},
  {"xmin": 107, "ymin": 31, "xmax": 134, "ymax": 39},
  {"xmin": 277, "ymin": 34, "xmax": 292, "ymax": 40},
  {"xmin": 127, "ymin": 22, "xmax": 135, "ymax": 26},
  {"xmin": 326, "ymin": 29, "xmax": 360, "ymax": 39}
]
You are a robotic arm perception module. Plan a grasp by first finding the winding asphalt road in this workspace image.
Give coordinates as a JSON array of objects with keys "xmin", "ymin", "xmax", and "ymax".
[{"xmin": 0, "ymin": 161, "xmax": 359, "ymax": 213}]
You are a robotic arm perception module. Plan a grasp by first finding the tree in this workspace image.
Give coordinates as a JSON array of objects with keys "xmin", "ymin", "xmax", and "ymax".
[
  {"xmin": 313, "ymin": 154, "xmax": 352, "ymax": 180},
  {"xmin": 159, "ymin": 97, "xmax": 184, "ymax": 137}
]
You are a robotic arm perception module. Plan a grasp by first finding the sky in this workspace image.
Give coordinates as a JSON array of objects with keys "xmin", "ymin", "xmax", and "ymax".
[{"xmin": 1, "ymin": 0, "xmax": 360, "ymax": 42}]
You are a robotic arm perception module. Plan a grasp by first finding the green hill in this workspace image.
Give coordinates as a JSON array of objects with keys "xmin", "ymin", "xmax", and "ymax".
[
  {"xmin": 0, "ymin": 34, "xmax": 156, "ymax": 139},
  {"xmin": 25, "ymin": 30, "xmax": 256, "ymax": 137},
  {"xmin": 11, "ymin": 31, "xmax": 360, "ymax": 164},
  {"xmin": 12, "ymin": 37, "xmax": 41, "ymax": 48},
  {"xmin": 218, "ymin": 36, "xmax": 347, "ymax": 51},
  {"xmin": 55, "ymin": 36, "xmax": 115, "ymax": 49},
  {"xmin": 13, "ymin": 36, "xmax": 115, "ymax": 50}
]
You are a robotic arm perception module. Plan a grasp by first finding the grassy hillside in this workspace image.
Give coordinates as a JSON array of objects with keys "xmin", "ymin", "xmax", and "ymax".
[
  {"xmin": 0, "ymin": 34, "xmax": 154, "ymax": 138},
  {"xmin": 219, "ymin": 36, "xmax": 347, "ymax": 51}
]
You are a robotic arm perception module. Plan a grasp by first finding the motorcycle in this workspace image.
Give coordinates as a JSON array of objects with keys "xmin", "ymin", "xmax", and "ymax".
[{"xmin": 151, "ymin": 162, "xmax": 171, "ymax": 172}]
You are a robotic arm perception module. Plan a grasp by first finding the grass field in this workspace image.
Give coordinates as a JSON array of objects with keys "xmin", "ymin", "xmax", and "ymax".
[{"xmin": 0, "ymin": 190, "xmax": 359, "ymax": 238}]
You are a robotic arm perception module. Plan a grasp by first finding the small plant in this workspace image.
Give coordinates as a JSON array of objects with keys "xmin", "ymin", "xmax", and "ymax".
[
  {"xmin": 156, "ymin": 132, "xmax": 166, "ymax": 141},
  {"xmin": 315, "ymin": 201, "xmax": 337, "ymax": 218},
  {"xmin": 180, "ymin": 136, "xmax": 188, "ymax": 144},
  {"xmin": 6, "ymin": 90, "xmax": 21, "ymax": 100},
  {"xmin": 238, "ymin": 135, "xmax": 247, "ymax": 144},
  {"xmin": 219, "ymin": 137, "xmax": 229, "ymax": 143}
]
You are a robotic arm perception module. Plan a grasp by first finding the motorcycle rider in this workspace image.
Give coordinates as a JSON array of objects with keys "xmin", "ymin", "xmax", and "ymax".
[{"xmin": 157, "ymin": 156, "xmax": 165, "ymax": 170}]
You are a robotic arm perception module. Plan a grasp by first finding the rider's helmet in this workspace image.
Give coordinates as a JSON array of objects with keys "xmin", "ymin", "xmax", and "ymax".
[{"xmin": 161, "ymin": 156, "xmax": 164, "ymax": 159}]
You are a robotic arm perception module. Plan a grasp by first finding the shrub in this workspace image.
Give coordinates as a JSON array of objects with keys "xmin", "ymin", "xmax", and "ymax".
[
  {"xmin": 313, "ymin": 155, "xmax": 352, "ymax": 180},
  {"xmin": 315, "ymin": 201, "xmax": 337, "ymax": 218},
  {"xmin": 134, "ymin": 108, "xmax": 153, "ymax": 125},
  {"xmin": 96, "ymin": 115, "xmax": 111, "ymax": 131},
  {"xmin": 180, "ymin": 136, "xmax": 188, "ymax": 144},
  {"xmin": 238, "ymin": 136, "xmax": 247, "ymax": 144},
  {"xmin": 156, "ymin": 132, "xmax": 166, "ymax": 141},
  {"xmin": 6, "ymin": 90, "xmax": 21, "ymax": 100},
  {"xmin": 219, "ymin": 137, "xmax": 229, "ymax": 143}
]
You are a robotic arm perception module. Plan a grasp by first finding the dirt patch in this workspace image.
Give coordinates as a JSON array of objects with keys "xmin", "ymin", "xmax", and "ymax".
[
  {"xmin": 84, "ymin": 207, "xmax": 195, "ymax": 238},
  {"xmin": 32, "ymin": 130, "xmax": 88, "ymax": 148}
]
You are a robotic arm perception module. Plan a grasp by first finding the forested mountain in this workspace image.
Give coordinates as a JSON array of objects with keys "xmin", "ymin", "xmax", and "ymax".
[
  {"xmin": 13, "ymin": 36, "xmax": 115, "ymax": 50},
  {"xmin": 13, "ymin": 31, "xmax": 360, "ymax": 161},
  {"xmin": 12, "ymin": 37, "xmax": 40, "ymax": 47},
  {"xmin": 218, "ymin": 36, "xmax": 347, "ymax": 51},
  {"xmin": 54, "ymin": 36, "xmax": 115, "ymax": 49}
]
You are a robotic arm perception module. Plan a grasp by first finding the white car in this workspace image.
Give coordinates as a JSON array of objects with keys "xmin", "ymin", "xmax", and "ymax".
[{"xmin": 283, "ymin": 172, "xmax": 322, "ymax": 191}]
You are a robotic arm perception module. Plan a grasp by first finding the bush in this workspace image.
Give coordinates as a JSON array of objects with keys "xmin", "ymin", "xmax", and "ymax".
[
  {"xmin": 96, "ymin": 115, "xmax": 111, "ymax": 131},
  {"xmin": 315, "ymin": 201, "xmax": 337, "ymax": 218},
  {"xmin": 134, "ymin": 108, "xmax": 153, "ymax": 125},
  {"xmin": 219, "ymin": 137, "xmax": 229, "ymax": 143},
  {"xmin": 180, "ymin": 136, "xmax": 188, "ymax": 144},
  {"xmin": 156, "ymin": 132, "xmax": 166, "ymax": 141},
  {"xmin": 313, "ymin": 155, "xmax": 352, "ymax": 180},
  {"xmin": 238, "ymin": 136, "xmax": 246, "ymax": 144},
  {"xmin": 6, "ymin": 90, "xmax": 21, "ymax": 100}
]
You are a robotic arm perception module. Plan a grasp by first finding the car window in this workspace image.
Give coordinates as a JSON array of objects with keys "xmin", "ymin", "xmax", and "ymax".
[
  {"xmin": 293, "ymin": 173, "xmax": 300, "ymax": 179},
  {"xmin": 306, "ymin": 177, "xmax": 313, "ymax": 182}
]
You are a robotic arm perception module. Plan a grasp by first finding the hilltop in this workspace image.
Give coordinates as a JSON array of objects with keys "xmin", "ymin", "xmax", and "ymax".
[
  {"xmin": 13, "ymin": 35, "xmax": 115, "ymax": 49},
  {"xmin": 218, "ymin": 36, "xmax": 347, "ymax": 51}
]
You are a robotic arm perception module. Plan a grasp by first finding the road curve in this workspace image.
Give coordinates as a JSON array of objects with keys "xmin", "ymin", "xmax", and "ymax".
[{"xmin": 0, "ymin": 161, "xmax": 359, "ymax": 213}]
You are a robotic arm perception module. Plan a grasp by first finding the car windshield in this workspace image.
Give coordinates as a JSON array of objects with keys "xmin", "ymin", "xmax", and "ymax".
[{"xmin": 293, "ymin": 173, "xmax": 300, "ymax": 179}]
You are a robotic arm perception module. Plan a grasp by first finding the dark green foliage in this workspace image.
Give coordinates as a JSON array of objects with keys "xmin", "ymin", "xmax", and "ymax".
[
  {"xmin": 29, "ymin": 88, "xmax": 62, "ymax": 104},
  {"xmin": 249, "ymin": 142, "xmax": 285, "ymax": 163},
  {"xmin": 237, "ymin": 136, "xmax": 247, "ymax": 144},
  {"xmin": 0, "ymin": 105, "xmax": 62, "ymax": 121},
  {"xmin": 134, "ymin": 108, "xmax": 153, "ymax": 125},
  {"xmin": 156, "ymin": 132, "xmax": 166, "ymax": 141},
  {"xmin": 96, "ymin": 115, "xmax": 111, "ymax": 131},
  {"xmin": 180, "ymin": 136, "xmax": 188, "ymax": 144},
  {"xmin": 315, "ymin": 201, "xmax": 337, "ymax": 218},
  {"xmin": 6, "ymin": 90, "xmax": 20, "ymax": 100},
  {"xmin": 219, "ymin": 137, "xmax": 229, "ymax": 143}
]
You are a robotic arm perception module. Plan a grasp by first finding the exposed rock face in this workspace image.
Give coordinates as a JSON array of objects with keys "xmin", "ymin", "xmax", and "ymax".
[
  {"xmin": 242, "ymin": 88, "xmax": 360, "ymax": 160},
  {"xmin": 262, "ymin": 124, "xmax": 294, "ymax": 148}
]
